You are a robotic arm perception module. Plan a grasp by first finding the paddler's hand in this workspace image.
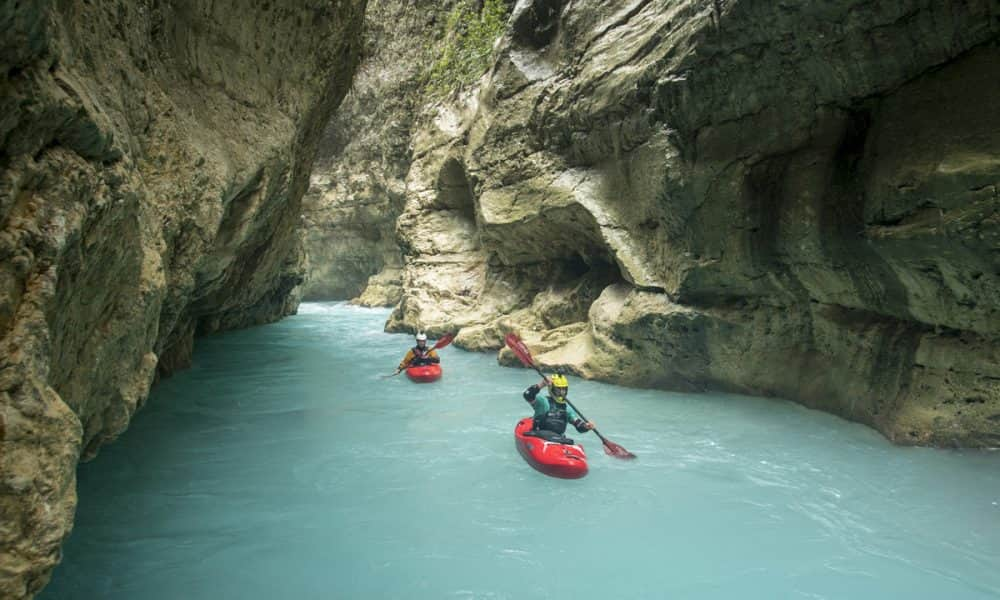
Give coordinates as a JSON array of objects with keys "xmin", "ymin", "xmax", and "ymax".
[
  {"xmin": 539, "ymin": 377, "xmax": 551, "ymax": 388},
  {"xmin": 584, "ymin": 422, "xmax": 595, "ymax": 430}
]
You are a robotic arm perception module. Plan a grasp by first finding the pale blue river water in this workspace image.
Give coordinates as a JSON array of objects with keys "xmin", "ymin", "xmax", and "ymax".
[{"xmin": 44, "ymin": 303, "xmax": 1000, "ymax": 599}]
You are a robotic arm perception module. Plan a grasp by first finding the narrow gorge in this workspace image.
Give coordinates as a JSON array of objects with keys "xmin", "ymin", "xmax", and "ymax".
[
  {"xmin": 307, "ymin": 0, "xmax": 1000, "ymax": 447},
  {"xmin": 2, "ymin": 0, "xmax": 998, "ymax": 597}
]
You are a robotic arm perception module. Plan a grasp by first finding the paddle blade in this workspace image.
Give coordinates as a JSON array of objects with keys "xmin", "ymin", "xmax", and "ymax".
[
  {"xmin": 602, "ymin": 438, "xmax": 637, "ymax": 460},
  {"xmin": 433, "ymin": 332, "xmax": 456, "ymax": 350},
  {"xmin": 504, "ymin": 332, "xmax": 536, "ymax": 368}
]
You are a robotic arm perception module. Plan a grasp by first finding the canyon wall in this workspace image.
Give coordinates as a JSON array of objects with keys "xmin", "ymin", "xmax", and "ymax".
[
  {"xmin": 301, "ymin": 0, "xmax": 461, "ymax": 305},
  {"xmin": 0, "ymin": 1, "xmax": 365, "ymax": 596},
  {"xmin": 345, "ymin": 0, "xmax": 999, "ymax": 446}
]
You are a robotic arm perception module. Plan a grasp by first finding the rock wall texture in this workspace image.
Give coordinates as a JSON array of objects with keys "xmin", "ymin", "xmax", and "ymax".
[
  {"xmin": 0, "ymin": 1, "xmax": 365, "ymax": 597},
  {"xmin": 374, "ymin": 0, "xmax": 999, "ymax": 446},
  {"xmin": 301, "ymin": 0, "xmax": 460, "ymax": 305}
]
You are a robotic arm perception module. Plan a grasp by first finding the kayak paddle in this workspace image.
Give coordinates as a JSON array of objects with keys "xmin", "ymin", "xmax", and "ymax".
[
  {"xmin": 383, "ymin": 332, "xmax": 456, "ymax": 378},
  {"xmin": 504, "ymin": 332, "xmax": 636, "ymax": 459}
]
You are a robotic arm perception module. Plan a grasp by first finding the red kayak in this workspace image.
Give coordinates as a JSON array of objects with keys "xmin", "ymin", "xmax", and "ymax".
[
  {"xmin": 514, "ymin": 417, "xmax": 588, "ymax": 479},
  {"xmin": 405, "ymin": 364, "xmax": 442, "ymax": 383}
]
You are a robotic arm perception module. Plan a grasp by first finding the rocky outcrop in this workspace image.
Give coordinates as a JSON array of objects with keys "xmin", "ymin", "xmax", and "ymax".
[
  {"xmin": 383, "ymin": 0, "xmax": 999, "ymax": 446},
  {"xmin": 0, "ymin": 1, "xmax": 364, "ymax": 597},
  {"xmin": 300, "ymin": 1, "xmax": 461, "ymax": 305}
]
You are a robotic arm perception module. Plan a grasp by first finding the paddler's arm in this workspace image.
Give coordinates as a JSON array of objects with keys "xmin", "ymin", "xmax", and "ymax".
[
  {"xmin": 397, "ymin": 349, "xmax": 416, "ymax": 371},
  {"xmin": 523, "ymin": 379, "xmax": 549, "ymax": 402},
  {"xmin": 427, "ymin": 349, "xmax": 440, "ymax": 364},
  {"xmin": 523, "ymin": 380, "xmax": 550, "ymax": 415},
  {"xmin": 568, "ymin": 405, "xmax": 596, "ymax": 432}
]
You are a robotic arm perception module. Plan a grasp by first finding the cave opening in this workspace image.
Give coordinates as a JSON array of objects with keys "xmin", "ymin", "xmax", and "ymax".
[{"xmin": 435, "ymin": 157, "xmax": 477, "ymax": 224}]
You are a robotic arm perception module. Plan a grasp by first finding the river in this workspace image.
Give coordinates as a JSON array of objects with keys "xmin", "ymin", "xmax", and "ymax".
[{"xmin": 43, "ymin": 303, "xmax": 1000, "ymax": 599}]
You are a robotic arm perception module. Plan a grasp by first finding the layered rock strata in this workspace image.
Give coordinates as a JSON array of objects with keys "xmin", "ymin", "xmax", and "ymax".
[
  {"xmin": 383, "ymin": 0, "xmax": 999, "ymax": 446},
  {"xmin": 301, "ymin": 0, "xmax": 460, "ymax": 305},
  {"xmin": 0, "ymin": 1, "xmax": 364, "ymax": 597}
]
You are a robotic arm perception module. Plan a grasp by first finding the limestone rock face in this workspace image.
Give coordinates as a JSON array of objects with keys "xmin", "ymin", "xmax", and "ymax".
[
  {"xmin": 0, "ymin": 1, "xmax": 364, "ymax": 597},
  {"xmin": 384, "ymin": 1, "xmax": 999, "ymax": 446},
  {"xmin": 301, "ymin": 1, "xmax": 461, "ymax": 305}
]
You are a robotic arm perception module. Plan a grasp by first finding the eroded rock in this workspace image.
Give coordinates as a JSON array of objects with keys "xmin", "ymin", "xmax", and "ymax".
[
  {"xmin": 369, "ymin": 0, "xmax": 999, "ymax": 446},
  {"xmin": 301, "ymin": 1, "xmax": 463, "ymax": 305},
  {"xmin": 0, "ymin": 1, "xmax": 364, "ymax": 596}
]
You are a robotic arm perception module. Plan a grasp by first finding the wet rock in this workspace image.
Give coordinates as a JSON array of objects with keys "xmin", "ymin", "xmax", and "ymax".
[
  {"xmin": 370, "ymin": 0, "xmax": 999, "ymax": 446},
  {"xmin": 0, "ymin": 1, "xmax": 365, "ymax": 596},
  {"xmin": 301, "ymin": 1, "xmax": 463, "ymax": 305}
]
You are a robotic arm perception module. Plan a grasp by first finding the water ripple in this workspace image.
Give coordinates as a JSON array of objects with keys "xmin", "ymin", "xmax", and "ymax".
[{"xmin": 44, "ymin": 303, "xmax": 1000, "ymax": 600}]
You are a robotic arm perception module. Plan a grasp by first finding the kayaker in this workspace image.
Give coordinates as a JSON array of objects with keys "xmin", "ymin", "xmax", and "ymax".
[
  {"xmin": 396, "ymin": 332, "xmax": 440, "ymax": 373},
  {"xmin": 523, "ymin": 374, "xmax": 595, "ymax": 440}
]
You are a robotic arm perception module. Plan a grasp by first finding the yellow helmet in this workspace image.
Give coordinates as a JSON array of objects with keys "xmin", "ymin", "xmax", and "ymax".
[{"xmin": 549, "ymin": 374, "xmax": 569, "ymax": 402}]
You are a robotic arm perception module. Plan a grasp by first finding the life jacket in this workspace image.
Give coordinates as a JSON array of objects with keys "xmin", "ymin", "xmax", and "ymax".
[
  {"xmin": 534, "ymin": 398, "xmax": 569, "ymax": 434},
  {"xmin": 410, "ymin": 345, "xmax": 434, "ymax": 366}
]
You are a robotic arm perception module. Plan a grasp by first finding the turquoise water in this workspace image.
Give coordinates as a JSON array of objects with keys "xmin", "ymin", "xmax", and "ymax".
[{"xmin": 44, "ymin": 303, "xmax": 1000, "ymax": 599}]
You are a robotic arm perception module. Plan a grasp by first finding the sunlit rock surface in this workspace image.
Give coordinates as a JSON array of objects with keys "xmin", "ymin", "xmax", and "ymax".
[
  {"xmin": 374, "ymin": 0, "xmax": 999, "ymax": 446},
  {"xmin": 301, "ymin": 0, "xmax": 462, "ymax": 306}
]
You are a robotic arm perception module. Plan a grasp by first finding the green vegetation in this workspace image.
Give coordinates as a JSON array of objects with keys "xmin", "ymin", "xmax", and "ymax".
[{"xmin": 424, "ymin": 0, "xmax": 510, "ymax": 97}]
